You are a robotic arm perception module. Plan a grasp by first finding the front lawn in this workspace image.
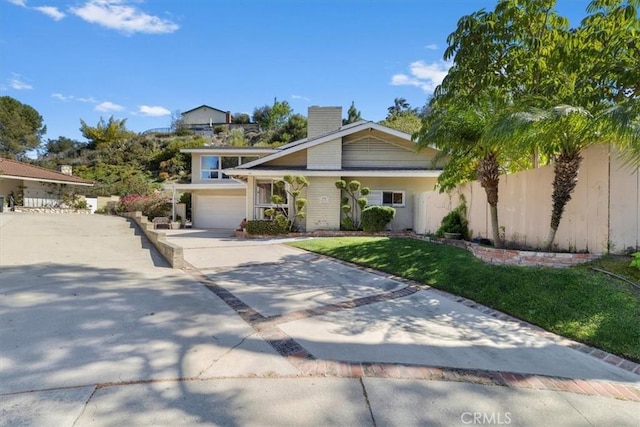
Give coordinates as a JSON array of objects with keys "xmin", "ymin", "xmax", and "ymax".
[{"xmin": 289, "ymin": 237, "xmax": 640, "ymax": 362}]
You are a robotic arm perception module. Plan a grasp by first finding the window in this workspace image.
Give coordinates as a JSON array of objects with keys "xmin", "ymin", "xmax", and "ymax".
[
  {"xmin": 201, "ymin": 156, "xmax": 219, "ymax": 180},
  {"xmin": 201, "ymin": 155, "xmax": 242, "ymax": 180},
  {"xmin": 221, "ymin": 157, "xmax": 239, "ymax": 179},
  {"xmin": 368, "ymin": 190, "xmax": 405, "ymax": 207},
  {"xmin": 254, "ymin": 179, "xmax": 288, "ymax": 219}
]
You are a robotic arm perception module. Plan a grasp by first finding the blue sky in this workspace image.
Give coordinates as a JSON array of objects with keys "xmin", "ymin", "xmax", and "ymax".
[{"xmin": 1, "ymin": 0, "xmax": 592, "ymax": 143}]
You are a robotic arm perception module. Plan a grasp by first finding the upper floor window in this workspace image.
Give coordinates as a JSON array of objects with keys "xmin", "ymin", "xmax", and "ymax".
[
  {"xmin": 201, "ymin": 156, "xmax": 220, "ymax": 180},
  {"xmin": 200, "ymin": 155, "xmax": 246, "ymax": 180}
]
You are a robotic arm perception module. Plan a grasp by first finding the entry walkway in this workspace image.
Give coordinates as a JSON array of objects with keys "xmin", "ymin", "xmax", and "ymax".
[{"xmin": 0, "ymin": 214, "xmax": 638, "ymax": 426}]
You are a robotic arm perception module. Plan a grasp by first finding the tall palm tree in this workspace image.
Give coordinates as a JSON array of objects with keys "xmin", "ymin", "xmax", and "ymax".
[
  {"xmin": 416, "ymin": 96, "xmax": 521, "ymax": 248},
  {"xmin": 387, "ymin": 97, "xmax": 410, "ymax": 116},
  {"xmin": 500, "ymin": 104, "xmax": 639, "ymax": 250}
]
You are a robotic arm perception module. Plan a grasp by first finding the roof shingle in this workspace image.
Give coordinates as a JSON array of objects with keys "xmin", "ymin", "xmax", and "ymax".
[{"xmin": 0, "ymin": 158, "xmax": 94, "ymax": 185}]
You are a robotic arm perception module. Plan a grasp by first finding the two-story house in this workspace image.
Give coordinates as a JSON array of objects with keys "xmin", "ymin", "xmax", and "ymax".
[{"xmin": 178, "ymin": 106, "xmax": 444, "ymax": 231}]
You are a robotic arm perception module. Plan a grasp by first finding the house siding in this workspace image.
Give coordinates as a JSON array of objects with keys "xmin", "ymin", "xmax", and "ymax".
[
  {"xmin": 343, "ymin": 137, "xmax": 438, "ymax": 169},
  {"xmin": 263, "ymin": 150, "xmax": 307, "ymax": 167},
  {"xmin": 183, "ymin": 107, "xmax": 227, "ymax": 125},
  {"xmin": 307, "ymin": 139, "xmax": 341, "ymax": 170},
  {"xmin": 342, "ymin": 176, "xmax": 439, "ymax": 231},
  {"xmin": 305, "ymin": 177, "xmax": 341, "ymax": 231}
]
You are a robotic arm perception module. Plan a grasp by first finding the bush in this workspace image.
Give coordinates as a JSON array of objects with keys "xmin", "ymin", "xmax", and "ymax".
[
  {"xmin": 436, "ymin": 207, "xmax": 469, "ymax": 239},
  {"xmin": 117, "ymin": 193, "xmax": 171, "ymax": 220},
  {"xmin": 245, "ymin": 220, "xmax": 288, "ymax": 235},
  {"xmin": 73, "ymin": 199, "xmax": 88, "ymax": 210},
  {"xmin": 361, "ymin": 206, "xmax": 395, "ymax": 232}
]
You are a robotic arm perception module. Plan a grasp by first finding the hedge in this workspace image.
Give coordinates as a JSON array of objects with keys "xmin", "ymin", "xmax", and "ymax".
[{"xmin": 246, "ymin": 220, "xmax": 288, "ymax": 235}]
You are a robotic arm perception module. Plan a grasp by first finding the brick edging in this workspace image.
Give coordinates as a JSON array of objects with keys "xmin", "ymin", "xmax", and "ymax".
[{"xmin": 188, "ymin": 263, "xmax": 640, "ymax": 401}]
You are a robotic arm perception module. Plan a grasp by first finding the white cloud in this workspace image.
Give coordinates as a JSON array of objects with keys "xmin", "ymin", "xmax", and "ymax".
[
  {"xmin": 7, "ymin": 0, "xmax": 27, "ymax": 7},
  {"xmin": 10, "ymin": 78, "xmax": 32, "ymax": 90},
  {"xmin": 291, "ymin": 94, "xmax": 310, "ymax": 101},
  {"xmin": 71, "ymin": 0, "xmax": 179, "ymax": 35},
  {"xmin": 138, "ymin": 105, "xmax": 170, "ymax": 116},
  {"xmin": 425, "ymin": 43, "xmax": 439, "ymax": 50},
  {"xmin": 35, "ymin": 6, "xmax": 65, "ymax": 21},
  {"xmin": 52, "ymin": 93, "xmax": 73, "ymax": 101},
  {"xmin": 77, "ymin": 96, "xmax": 98, "ymax": 103},
  {"xmin": 391, "ymin": 60, "xmax": 452, "ymax": 93},
  {"xmin": 95, "ymin": 101, "xmax": 124, "ymax": 112}
]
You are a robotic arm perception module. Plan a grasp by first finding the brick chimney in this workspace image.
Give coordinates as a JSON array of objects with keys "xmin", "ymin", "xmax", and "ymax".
[
  {"xmin": 57, "ymin": 165, "xmax": 72, "ymax": 176},
  {"xmin": 307, "ymin": 106, "xmax": 342, "ymax": 139},
  {"xmin": 226, "ymin": 111, "xmax": 232, "ymax": 124}
]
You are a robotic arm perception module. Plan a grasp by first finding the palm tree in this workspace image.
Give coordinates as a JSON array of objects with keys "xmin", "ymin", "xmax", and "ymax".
[
  {"xmin": 387, "ymin": 97, "xmax": 410, "ymax": 116},
  {"xmin": 415, "ymin": 96, "xmax": 520, "ymax": 248},
  {"xmin": 500, "ymin": 104, "xmax": 639, "ymax": 250}
]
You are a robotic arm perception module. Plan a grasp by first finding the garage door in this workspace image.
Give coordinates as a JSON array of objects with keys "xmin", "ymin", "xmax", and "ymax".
[{"xmin": 194, "ymin": 195, "xmax": 246, "ymax": 229}]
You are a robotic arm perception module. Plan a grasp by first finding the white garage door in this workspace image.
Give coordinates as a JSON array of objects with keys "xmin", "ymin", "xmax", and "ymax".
[{"xmin": 194, "ymin": 195, "xmax": 246, "ymax": 229}]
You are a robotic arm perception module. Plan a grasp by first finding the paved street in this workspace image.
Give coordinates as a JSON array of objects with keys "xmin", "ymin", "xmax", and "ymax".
[{"xmin": 1, "ymin": 213, "xmax": 638, "ymax": 426}]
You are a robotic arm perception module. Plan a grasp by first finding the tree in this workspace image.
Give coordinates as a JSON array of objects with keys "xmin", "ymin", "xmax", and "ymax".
[
  {"xmin": 343, "ymin": 101, "xmax": 362, "ymax": 125},
  {"xmin": 379, "ymin": 111, "xmax": 422, "ymax": 134},
  {"xmin": 232, "ymin": 113, "xmax": 251, "ymax": 124},
  {"xmin": 170, "ymin": 111, "xmax": 192, "ymax": 136},
  {"xmin": 0, "ymin": 96, "xmax": 46, "ymax": 159},
  {"xmin": 252, "ymin": 99, "xmax": 292, "ymax": 131},
  {"xmin": 387, "ymin": 97, "xmax": 411, "ymax": 117},
  {"xmin": 44, "ymin": 136, "xmax": 85, "ymax": 156},
  {"xmin": 335, "ymin": 180, "xmax": 370, "ymax": 230},
  {"xmin": 80, "ymin": 116, "xmax": 136, "ymax": 152},
  {"xmin": 483, "ymin": 0, "xmax": 640, "ymax": 249},
  {"xmin": 416, "ymin": 96, "xmax": 515, "ymax": 247},
  {"xmin": 417, "ymin": 0, "xmax": 572, "ymax": 248},
  {"xmin": 274, "ymin": 113, "xmax": 307, "ymax": 144}
]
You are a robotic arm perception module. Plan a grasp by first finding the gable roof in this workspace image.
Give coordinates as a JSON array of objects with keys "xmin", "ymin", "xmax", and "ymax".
[
  {"xmin": 0, "ymin": 158, "xmax": 94, "ymax": 186},
  {"xmin": 181, "ymin": 105, "xmax": 228, "ymax": 116},
  {"xmin": 236, "ymin": 120, "xmax": 416, "ymax": 169}
]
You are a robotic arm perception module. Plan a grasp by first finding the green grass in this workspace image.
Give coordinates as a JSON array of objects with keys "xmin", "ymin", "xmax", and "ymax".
[{"xmin": 289, "ymin": 237, "xmax": 640, "ymax": 362}]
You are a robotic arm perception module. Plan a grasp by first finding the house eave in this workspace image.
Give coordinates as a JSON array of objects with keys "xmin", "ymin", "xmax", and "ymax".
[
  {"xmin": 2, "ymin": 175, "xmax": 94, "ymax": 186},
  {"xmin": 180, "ymin": 148, "xmax": 277, "ymax": 155},
  {"xmin": 163, "ymin": 182, "xmax": 247, "ymax": 191},
  {"xmin": 224, "ymin": 169, "xmax": 442, "ymax": 178}
]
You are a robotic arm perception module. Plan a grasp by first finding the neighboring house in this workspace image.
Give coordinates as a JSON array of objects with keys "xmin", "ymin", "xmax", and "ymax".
[
  {"xmin": 181, "ymin": 105, "xmax": 232, "ymax": 135},
  {"xmin": 177, "ymin": 106, "xmax": 444, "ymax": 231},
  {"xmin": 0, "ymin": 158, "xmax": 93, "ymax": 208}
]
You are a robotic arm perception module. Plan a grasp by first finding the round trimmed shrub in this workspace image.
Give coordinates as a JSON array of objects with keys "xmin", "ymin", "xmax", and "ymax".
[{"xmin": 361, "ymin": 205, "xmax": 395, "ymax": 232}]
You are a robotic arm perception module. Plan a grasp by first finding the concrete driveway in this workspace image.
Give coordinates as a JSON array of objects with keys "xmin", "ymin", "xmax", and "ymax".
[{"xmin": 1, "ymin": 214, "xmax": 638, "ymax": 426}]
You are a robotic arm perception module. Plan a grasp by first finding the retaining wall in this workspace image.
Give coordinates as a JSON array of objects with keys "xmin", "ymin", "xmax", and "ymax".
[{"xmin": 120, "ymin": 211, "xmax": 184, "ymax": 269}]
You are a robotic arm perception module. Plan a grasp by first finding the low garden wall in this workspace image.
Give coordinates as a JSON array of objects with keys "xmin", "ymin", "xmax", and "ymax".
[
  {"xmin": 464, "ymin": 244, "xmax": 600, "ymax": 267},
  {"xmin": 120, "ymin": 211, "xmax": 184, "ymax": 269},
  {"xmin": 15, "ymin": 207, "xmax": 92, "ymax": 214}
]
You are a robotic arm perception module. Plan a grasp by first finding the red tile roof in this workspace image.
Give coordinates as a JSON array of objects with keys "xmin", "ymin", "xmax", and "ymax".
[{"xmin": 0, "ymin": 158, "xmax": 94, "ymax": 185}]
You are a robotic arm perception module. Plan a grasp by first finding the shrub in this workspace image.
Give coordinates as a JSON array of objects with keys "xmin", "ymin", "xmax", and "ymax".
[
  {"xmin": 117, "ymin": 193, "xmax": 171, "ymax": 220},
  {"xmin": 246, "ymin": 220, "xmax": 288, "ymax": 235},
  {"xmin": 436, "ymin": 206, "xmax": 469, "ymax": 239},
  {"xmin": 361, "ymin": 206, "xmax": 395, "ymax": 232},
  {"xmin": 73, "ymin": 199, "xmax": 88, "ymax": 210},
  {"xmin": 630, "ymin": 252, "xmax": 640, "ymax": 271}
]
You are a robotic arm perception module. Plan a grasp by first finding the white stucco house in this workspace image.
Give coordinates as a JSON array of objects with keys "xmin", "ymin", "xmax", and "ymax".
[
  {"xmin": 173, "ymin": 106, "xmax": 444, "ymax": 231},
  {"xmin": 0, "ymin": 158, "xmax": 93, "ymax": 209}
]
